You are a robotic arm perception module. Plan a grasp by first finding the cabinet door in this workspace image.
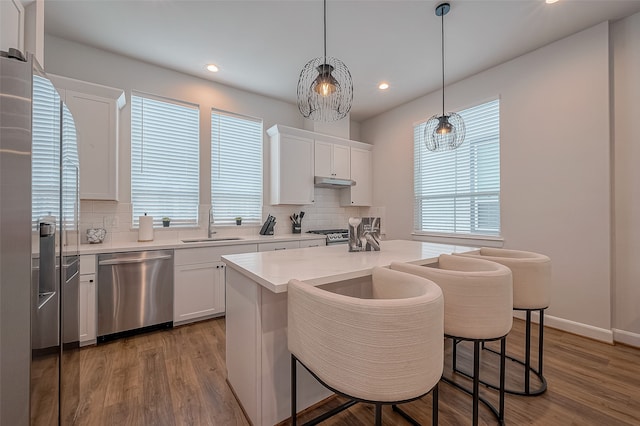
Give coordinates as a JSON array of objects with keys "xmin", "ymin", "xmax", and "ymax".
[
  {"xmin": 342, "ymin": 147, "xmax": 373, "ymax": 206},
  {"xmin": 271, "ymin": 134, "xmax": 314, "ymax": 205},
  {"xmin": 65, "ymin": 90, "xmax": 118, "ymax": 200},
  {"xmin": 79, "ymin": 274, "xmax": 96, "ymax": 345},
  {"xmin": 314, "ymin": 141, "xmax": 333, "ymax": 178},
  {"xmin": 314, "ymin": 141, "xmax": 350, "ymax": 179},
  {"xmin": 332, "ymin": 144, "xmax": 351, "ymax": 179},
  {"xmin": 0, "ymin": 0, "xmax": 24, "ymax": 54},
  {"xmin": 174, "ymin": 261, "xmax": 225, "ymax": 324}
]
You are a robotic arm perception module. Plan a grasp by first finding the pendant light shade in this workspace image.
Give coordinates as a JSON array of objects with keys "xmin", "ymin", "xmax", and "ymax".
[
  {"xmin": 425, "ymin": 2, "xmax": 465, "ymax": 152},
  {"xmin": 424, "ymin": 112, "xmax": 465, "ymax": 152},
  {"xmin": 297, "ymin": 0, "xmax": 353, "ymax": 122}
]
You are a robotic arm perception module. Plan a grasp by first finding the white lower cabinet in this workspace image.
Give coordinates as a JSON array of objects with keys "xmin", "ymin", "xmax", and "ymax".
[
  {"xmin": 174, "ymin": 261, "xmax": 225, "ymax": 324},
  {"xmin": 79, "ymin": 255, "xmax": 97, "ymax": 346},
  {"xmin": 173, "ymin": 244, "xmax": 257, "ymax": 325}
]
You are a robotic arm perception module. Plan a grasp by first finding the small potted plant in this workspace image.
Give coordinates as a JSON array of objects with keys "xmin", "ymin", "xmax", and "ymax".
[
  {"xmin": 162, "ymin": 217, "xmax": 171, "ymax": 227},
  {"xmin": 235, "ymin": 217, "xmax": 242, "ymax": 226}
]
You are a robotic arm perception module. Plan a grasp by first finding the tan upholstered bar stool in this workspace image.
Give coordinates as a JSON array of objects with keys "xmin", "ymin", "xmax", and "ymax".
[
  {"xmin": 288, "ymin": 267, "xmax": 444, "ymax": 426},
  {"xmin": 457, "ymin": 248, "xmax": 551, "ymax": 396},
  {"xmin": 391, "ymin": 255, "xmax": 513, "ymax": 426}
]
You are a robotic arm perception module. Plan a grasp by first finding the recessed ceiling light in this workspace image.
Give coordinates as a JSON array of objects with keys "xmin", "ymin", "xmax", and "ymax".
[
  {"xmin": 206, "ymin": 64, "xmax": 219, "ymax": 73},
  {"xmin": 378, "ymin": 82, "xmax": 390, "ymax": 90},
  {"xmin": 545, "ymin": 0, "xmax": 559, "ymax": 4}
]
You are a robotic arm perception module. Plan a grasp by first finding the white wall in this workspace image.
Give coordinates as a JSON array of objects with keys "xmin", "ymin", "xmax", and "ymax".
[
  {"xmin": 361, "ymin": 23, "xmax": 613, "ymax": 339},
  {"xmin": 612, "ymin": 12, "xmax": 640, "ymax": 346},
  {"xmin": 44, "ymin": 35, "xmax": 362, "ymax": 241}
]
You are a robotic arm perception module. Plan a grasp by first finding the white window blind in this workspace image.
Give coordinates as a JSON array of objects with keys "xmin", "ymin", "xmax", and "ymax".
[
  {"xmin": 32, "ymin": 75, "xmax": 61, "ymax": 229},
  {"xmin": 211, "ymin": 109, "xmax": 263, "ymax": 225},
  {"xmin": 414, "ymin": 99, "xmax": 500, "ymax": 237},
  {"xmin": 131, "ymin": 94, "xmax": 200, "ymax": 227}
]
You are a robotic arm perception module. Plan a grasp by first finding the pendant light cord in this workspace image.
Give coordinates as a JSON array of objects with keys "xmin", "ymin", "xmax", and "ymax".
[
  {"xmin": 441, "ymin": 8, "xmax": 445, "ymax": 116},
  {"xmin": 323, "ymin": 0, "xmax": 327, "ymax": 63}
]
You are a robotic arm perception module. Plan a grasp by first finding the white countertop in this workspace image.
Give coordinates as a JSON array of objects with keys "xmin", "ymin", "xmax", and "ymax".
[
  {"xmin": 66, "ymin": 233, "xmax": 325, "ymax": 256},
  {"xmin": 222, "ymin": 239, "xmax": 477, "ymax": 293}
]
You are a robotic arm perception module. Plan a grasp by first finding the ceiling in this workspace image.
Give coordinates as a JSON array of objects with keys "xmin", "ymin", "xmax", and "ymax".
[{"xmin": 41, "ymin": 0, "xmax": 640, "ymax": 122}]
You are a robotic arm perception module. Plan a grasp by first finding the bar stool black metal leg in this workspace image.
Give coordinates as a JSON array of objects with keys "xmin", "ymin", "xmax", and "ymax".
[
  {"xmin": 538, "ymin": 309, "xmax": 544, "ymax": 376},
  {"xmin": 375, "ymin": 403, "xmax": 382, "ymax": 426},
  {"xmin": 432, "ymin": 382, "xmax": 439, "ymax": 426},
  {"xmin": 453, "ymin": 338, "xmax": 458, "ymax": 371},
  {"xmin": 473, "ymin": 341, "xmax": 480, "ymax": 426},
  {"xmin": 291, "ymin": 355, "xmax": 297, "ymax": 426},
  {"xmin": 499, "ymin": 337, "xmax": 506, "ymax": 423},
  {"xmin": 525, "ymin": 310, "xmax": 532, "ymax": 394}
]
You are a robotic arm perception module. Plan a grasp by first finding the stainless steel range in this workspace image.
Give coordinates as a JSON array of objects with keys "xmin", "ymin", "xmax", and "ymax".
[{"xmin": 307, "ymin": 229, "xmax": 349, "ymax": 245}]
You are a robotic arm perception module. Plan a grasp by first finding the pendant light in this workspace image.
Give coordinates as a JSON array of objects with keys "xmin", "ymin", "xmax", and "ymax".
[
  {"xmin": 424, "ymin": 2, "xmax": 465, "ymax": 152},
  {"xmin": 297, "ymin": 0, "xmax": 353, "ymax": 122}
]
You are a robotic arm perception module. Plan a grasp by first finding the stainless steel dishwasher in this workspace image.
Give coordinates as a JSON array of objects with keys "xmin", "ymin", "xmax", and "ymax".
[{"xmin": 97, "ymin": 250, "xmax": 173, "ymax": 341}]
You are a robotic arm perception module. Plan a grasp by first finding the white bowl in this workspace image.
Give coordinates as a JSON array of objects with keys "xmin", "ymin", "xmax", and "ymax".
[{"xmin": 87, "ymin": 228, "xmax": 107, "ymax": 244}]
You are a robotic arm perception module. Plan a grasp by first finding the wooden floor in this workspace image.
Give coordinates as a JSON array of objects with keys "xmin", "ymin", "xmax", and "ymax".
[{"xmin": 74, "ymin": 317, "xmax": 640, "ymax": 426}]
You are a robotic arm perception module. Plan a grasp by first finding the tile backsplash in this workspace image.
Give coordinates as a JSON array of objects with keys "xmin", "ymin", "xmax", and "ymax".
[{"xmin": 80, "ymin": 187, "xmax": 384, "ymax": 244}]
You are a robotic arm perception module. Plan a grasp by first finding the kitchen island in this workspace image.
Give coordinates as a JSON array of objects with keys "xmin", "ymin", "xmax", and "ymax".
[{"xmin": 222, "ymin": 240, "xmax": 475, "ymax": 426}]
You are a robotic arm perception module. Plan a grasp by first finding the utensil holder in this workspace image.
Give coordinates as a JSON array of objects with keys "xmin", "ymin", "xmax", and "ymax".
[{"xmin": 292, "ymin": 224, "xmax": 301, "ymax": 234}]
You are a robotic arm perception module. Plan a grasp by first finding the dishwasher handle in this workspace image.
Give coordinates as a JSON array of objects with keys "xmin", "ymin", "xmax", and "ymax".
[{"xmin": 98, "ymin": 254, "xmax": 173, "ymax": 266}]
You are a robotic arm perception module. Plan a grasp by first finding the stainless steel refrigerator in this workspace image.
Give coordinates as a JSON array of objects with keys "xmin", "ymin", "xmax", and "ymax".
[{"xmin": 0, "ymin": 50, "xmax": 80, "ymax": 425}]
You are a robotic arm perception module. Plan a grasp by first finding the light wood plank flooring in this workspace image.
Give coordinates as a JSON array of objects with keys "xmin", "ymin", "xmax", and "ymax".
[{"xmin": 74, "ymin": 318, "xmax": 640, "ymax": 425}]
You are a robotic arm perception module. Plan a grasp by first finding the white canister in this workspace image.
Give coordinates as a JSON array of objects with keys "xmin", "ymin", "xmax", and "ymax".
[{"xmin": 138, "ymin": 214, "xmax": 154, "ymax": 241}]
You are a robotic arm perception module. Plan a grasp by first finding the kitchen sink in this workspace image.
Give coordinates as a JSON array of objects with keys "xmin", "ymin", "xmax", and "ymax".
[{"xmin": 181, "ymin": 237, "xmax": 243, "ymax": 243}]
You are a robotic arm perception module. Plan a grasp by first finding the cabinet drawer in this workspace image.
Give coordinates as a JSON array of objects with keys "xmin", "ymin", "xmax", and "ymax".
[
  {"xmin": 175, "ymin": 244, "xmax": 257, "ymax": 265},
  {"xmin": 299, "ymin": 239, "xmax": 326, "ymax": 248},
  {"xmin": 258, "ymin": 241, "xmax": 300, "ymax": 252}
]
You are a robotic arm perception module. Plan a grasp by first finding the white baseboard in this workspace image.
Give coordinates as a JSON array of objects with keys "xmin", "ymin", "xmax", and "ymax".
[
  {"xmin": 513, "ymin": 311, "xmax": 614, "ymax": 344},
  {"xmin": 612, "ymin": 328, "xmax": 640, "ymax": 347}
]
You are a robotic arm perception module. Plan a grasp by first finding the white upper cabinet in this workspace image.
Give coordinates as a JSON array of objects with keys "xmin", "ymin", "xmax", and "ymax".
[
  {"xmin": 341, "ymin": 146, "xmax": 373, "ymax": 207},
  {"xmin": 268, "ymin": 124, "xmax": 373, "ymax": 206},
  {"xmin": 314, "ymin": 141, "xmax": 350, "ymax": 179},
  {"xmin": 1, "ymin": 0, "xmax": 24, "ymax": 54},
  {"xmin": 50, "ymin": 75, "xmax": 125, "ymax": 201},
  {"xmin": 268, "ymin": 125, "xmax": 315, "ymax": 205}
]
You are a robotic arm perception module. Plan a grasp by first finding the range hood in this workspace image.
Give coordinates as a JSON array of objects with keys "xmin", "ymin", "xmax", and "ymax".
[{"xmin": 314, "ymin": 176, "xmax": 356, "ymax": 188}]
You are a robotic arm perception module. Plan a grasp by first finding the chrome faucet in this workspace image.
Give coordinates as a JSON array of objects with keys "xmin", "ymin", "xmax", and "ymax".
[{"xmin": 208, "ymin": 206, "xmax": 216, "ymax": 238}]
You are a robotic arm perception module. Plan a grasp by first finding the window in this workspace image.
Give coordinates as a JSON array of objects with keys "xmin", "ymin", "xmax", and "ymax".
[
  {"xmin": 131, "ymin": 93, "xmax": 199, "ymax": 227},
  {"xmin": 414, "ymin": 99, "xmax": 500, "ymax": 237},
  {"xmin": 211, "ymin": 109, "xmax": 263, "ymax": 225}
]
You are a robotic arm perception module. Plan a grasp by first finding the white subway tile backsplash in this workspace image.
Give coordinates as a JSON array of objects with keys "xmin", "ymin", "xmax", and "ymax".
[
  {"xmin": 79, "ymin": 188, "xmax": 370, "ymax": 242},
  {"xmin": 92, "ymin": 201, "xmax": 118, "ymax": 214}
]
